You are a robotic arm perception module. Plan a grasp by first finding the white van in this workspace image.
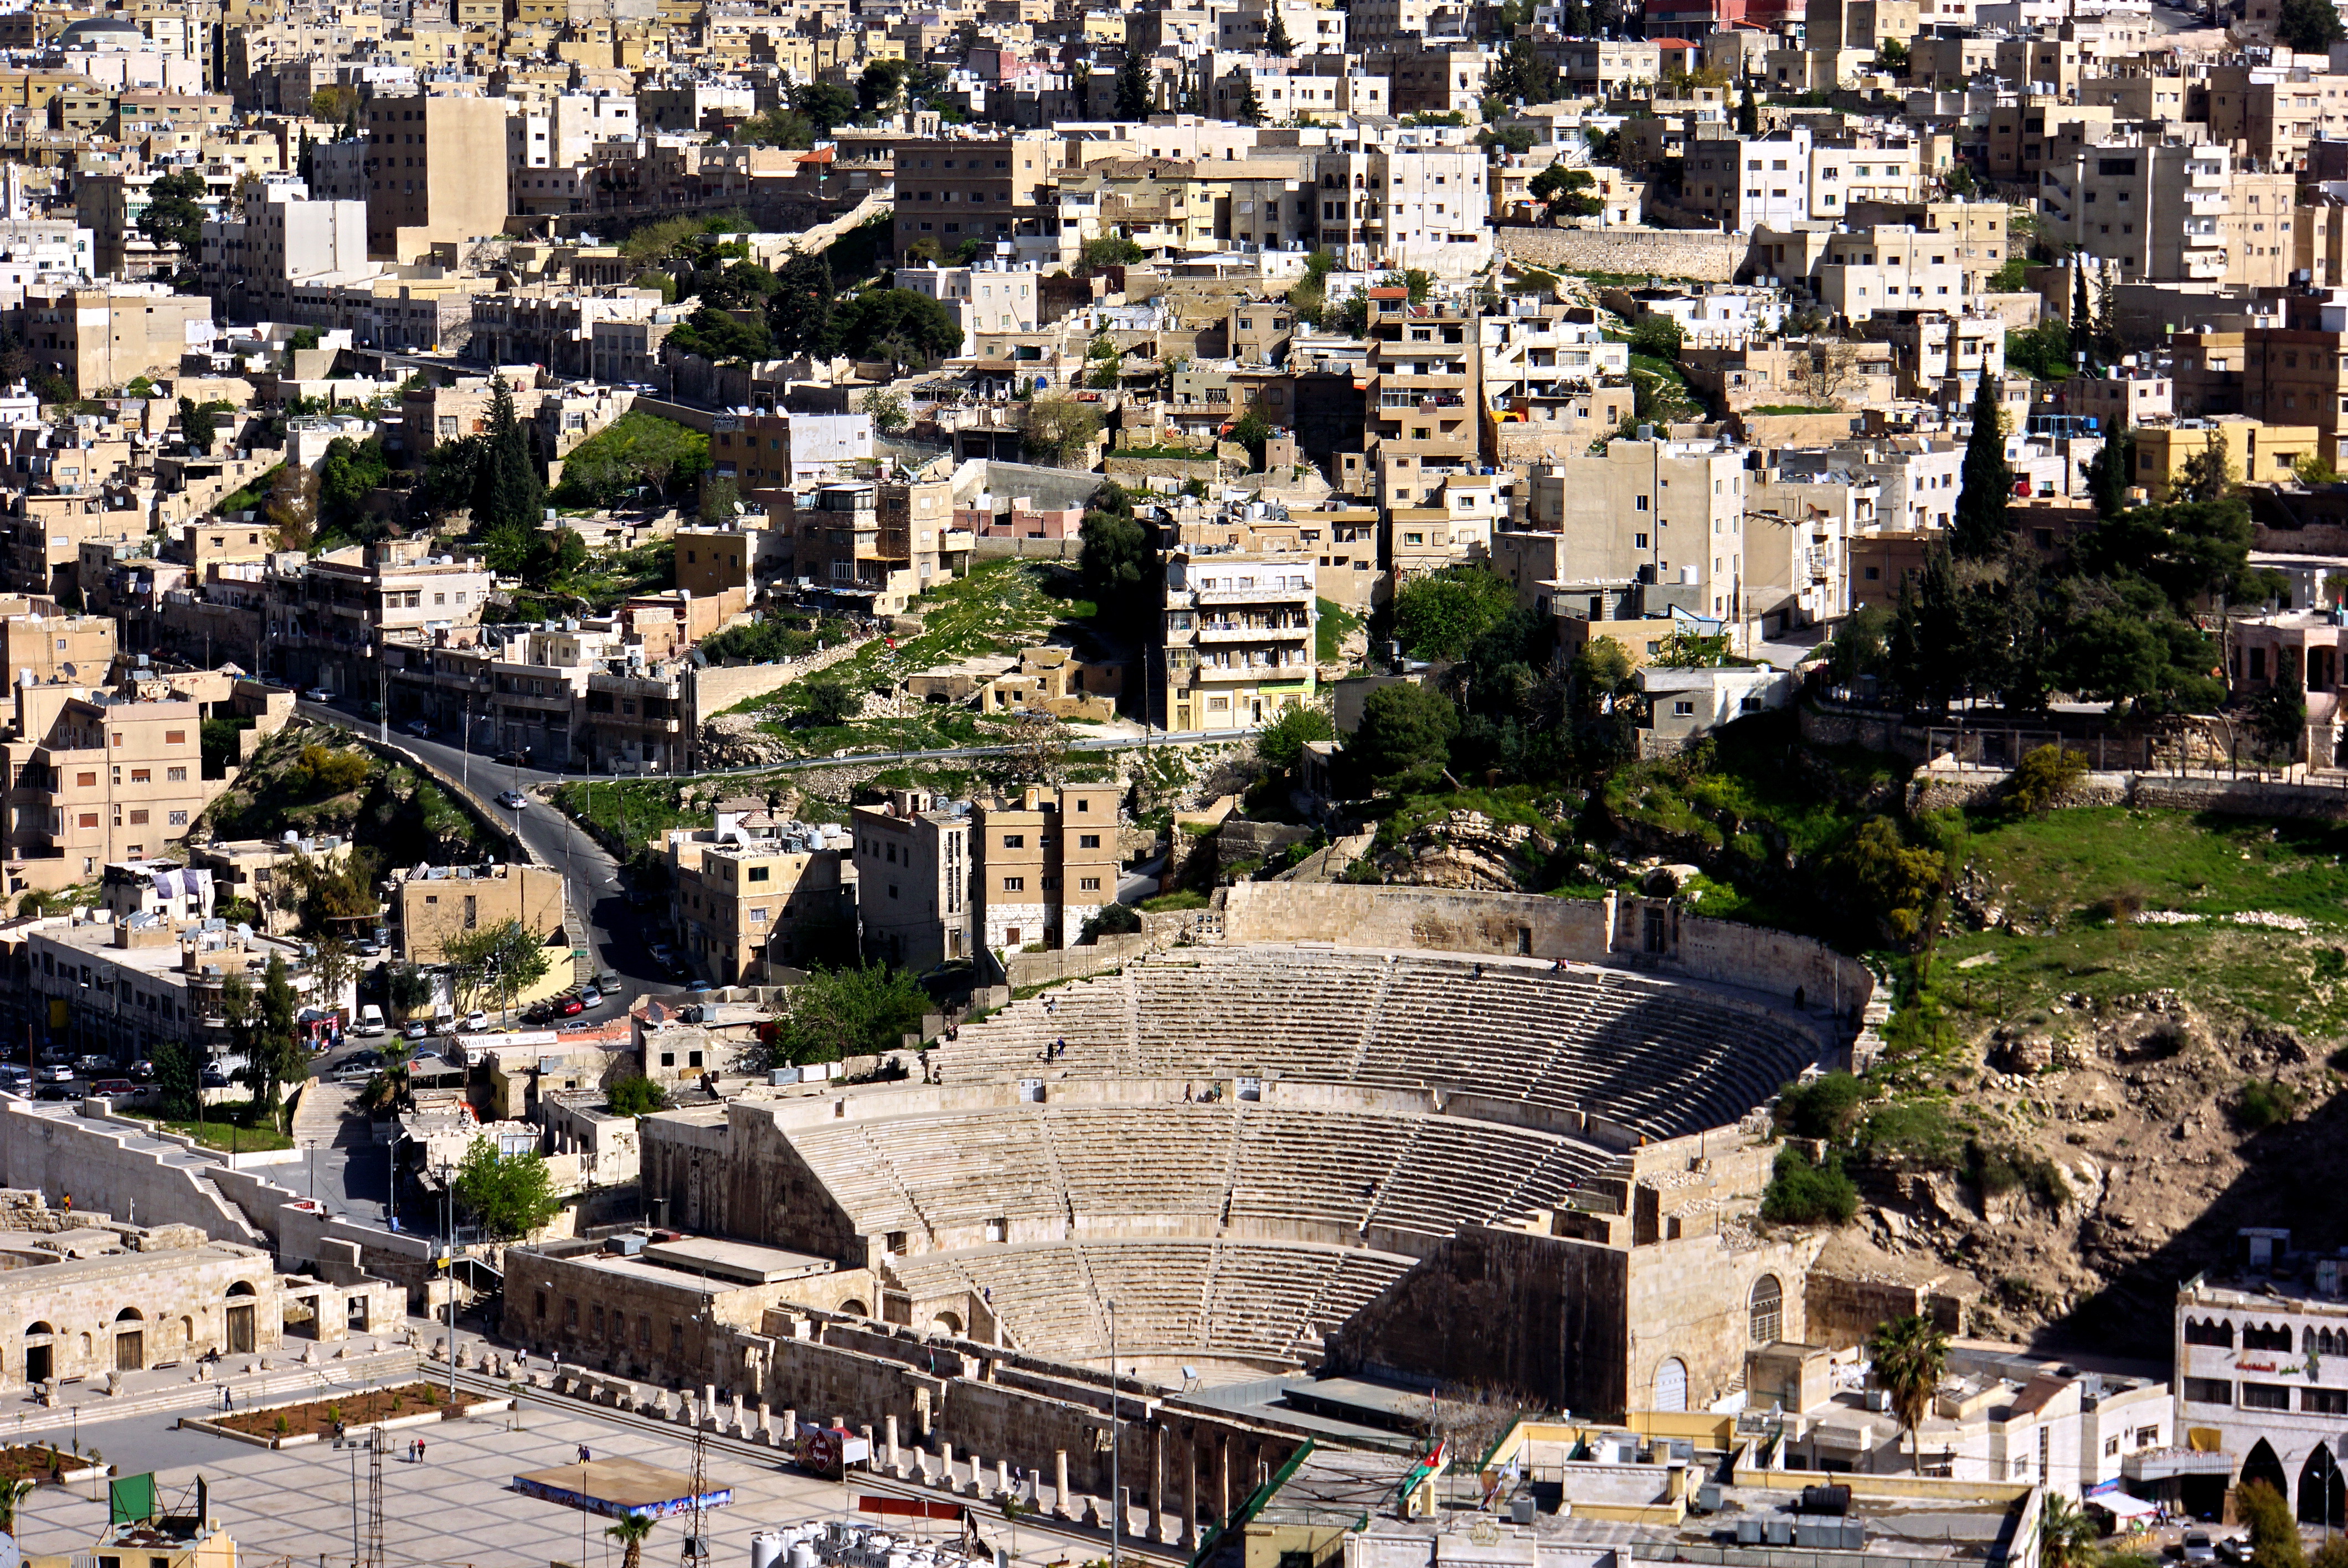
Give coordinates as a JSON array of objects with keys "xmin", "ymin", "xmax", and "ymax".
[{"xmin": 355, "ymin": 1004, "xmax": 387, "ymax": 1038}]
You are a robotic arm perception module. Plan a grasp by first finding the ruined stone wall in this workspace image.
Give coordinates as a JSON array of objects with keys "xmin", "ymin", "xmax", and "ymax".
[
  {"xmin": 1325, "ymin": 1227, "xmax": 1631, "ymax": 1414},
  {"xmin": 1622, "ymin": 1230, "xmax": 1821, "ymax": 1415},
  {"xmin": 1496, "ymin": 225, "xmax": 1745, "ymax": 282}
]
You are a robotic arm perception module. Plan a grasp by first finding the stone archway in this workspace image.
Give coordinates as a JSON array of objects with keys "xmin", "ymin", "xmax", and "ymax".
[
  {"xmin": 2299, "ymin": 1443, "xmax": 2344, "ymax": 1528},
  {"xmin": 1652, "ymin": 1356, "xmax": 1687, "ymax": 1412},
  {"xmin": 113, "ymin": 1307, "xmax": 144, "ymax": 1373},
  {"xmin": 2242, "ymin": 1437, "xmax": 2290, "ymax": 1508}
]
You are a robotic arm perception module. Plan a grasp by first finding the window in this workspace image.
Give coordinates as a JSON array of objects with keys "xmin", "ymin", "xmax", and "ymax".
[
  {"xmin": 2243, "ymin": 1321, "xmax": 2294, "ymax": 1352},
  {"xmin": 2307, "ymin": 1388, "xmax": 2348, "ymax": 1415},
  {"xmin": 128, "ymin": 810, "xmax": 148, "ymax": 826},
  {"xmin": 76, "ymin": 772, "xmax": 95, "ymax": 787},
  {"xmin": 1002, "ymin": 876, "xmax": 1025, "ymax": 891},
  {"xmin": 748, "ymin": 866, "xmax": 769, "ymax": 882},
  {"xmin": 1079, "ymin": 877, "xmax": 1101, "ymax": 891},
  {"xmin": 77, "ymin": 812, "xmax": 97, "ymax": 829},
  {"xmin": 1002, "ymin": 834, "xmax": 1024, "ymax": 848},
  {"xmin": 164, "ymin": 730, "xmax": 184, "ymax": 745},
  {"xmin": 167, "ymin": 767, "xmax": 186, "ymax": 782},
  {"xmin": 2184, "ymin": 1378, "xmax": 2234, "ymax": 1404},
  {"xmin": 1079, "ymin": 834, "xmax": 1101, "ymax": 848},
  {"xmin": 2184, "ymin": 1317, "xmax": 2234, "ymax": 1348},
  {"xmin": 2241, "ymin": 1383, "xmax": 2294, "ymax": 1411},
  {"xmin": 169, "ymin": 811, "xmax": 187, "ymax": 826},
  {"xmin": 1674, "ymin": 700, "xmax": 1696, "ymax": 716},
  {"xmin": 1747, "ymin": 1276, "xmax": 1783, "ymax": 1343}
]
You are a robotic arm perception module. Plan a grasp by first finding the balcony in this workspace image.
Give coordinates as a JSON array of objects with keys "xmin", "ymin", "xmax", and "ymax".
[
  {"xmin": 1190, "ymin": 659, "xmax": 1311, "ymax": 683},
  {"xmin": 1190, "ymin": 584, "xmax": 1314, "ymax": 606},
  {"xmin": 1195, "ymin": 621, "xmax": 1309, "ymax": 642}
]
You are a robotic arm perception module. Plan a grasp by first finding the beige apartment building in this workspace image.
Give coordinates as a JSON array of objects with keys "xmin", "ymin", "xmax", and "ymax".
[
  {"xmin": 1, "ymin": 683, "xmax": 220, "ymax": 894},
  {"xmin": 890, "ymin": 131, "xmax": 1058, "ymax": 258},
  {"xmin": 667, "ymin": 802, "xmax": 856, "ymax": 984},
  {"xmin": 1157, "ymin": 547, "xmax": 1317, "ymax": 734},
  {"xmin": 1366, "ymin": 287, "xmax": 1481, "ymax": 522},
  {"xmin": 360, "ymin": 94, "xmax": 512, "ymax": 261},
  {"xmin": 393, "ymin": 860, "xmax": 567, "ymax": 966},
  {"xmin": 970, "ymin": 784, "xmax": 1120, "ymax": 953},
  {"xmin": 0, "ymin": 607, "xmax": 114, "ymax": 689},
  {"xmin": 851, "ymin": 788, "xmax": 972, "ymax": 971},
  {"xmin": 1532, "ymin": 437, "xmax": 1753, "ymax": 624},
  {"xmin": 2039, "ymin": 141, "xmax": 2294, "ymax": 286},
  {"xmin": 19, "ymin": 285, "xmax": 213, "ymax": 395}
]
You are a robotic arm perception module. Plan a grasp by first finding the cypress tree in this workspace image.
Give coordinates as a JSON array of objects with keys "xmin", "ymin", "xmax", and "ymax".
[
  {"xmin": 1738, "ymin": 80, "xmax": 1759, "ymax": 135},
  {"xmin": 2071, "ymin": 264, "xmax": 2094, "ymax": 374},
  {"xmin": 478, "ymin": 376, "xmax": 544, "ymax": 535},
  {"xmin": 1951, "ymin": 372, "xmax": 2013, "ymax": 560},
  {"xmin": 1114, "ymin": 50, "xmax": 1152, "ymax": 119}
]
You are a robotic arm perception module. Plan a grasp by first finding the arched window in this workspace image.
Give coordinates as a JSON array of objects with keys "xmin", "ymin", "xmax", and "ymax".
[
  {"xmin": 1749, "ymin": 1275, "xmax": 1784, "ymax": 1344},
  {"xmin": 2244, "ymin": 1321, "xmax": 2294, "ymax": 1352},
  {"xmin": 2184, "ymin": 1317, "xmax": 2235, "ymax": 1348}
]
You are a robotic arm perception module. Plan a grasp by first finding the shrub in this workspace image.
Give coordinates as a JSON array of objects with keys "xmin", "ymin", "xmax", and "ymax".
[
  {"xmin": 1761, "ymin": 1145, "xmax": 1858, "ymax": 1225},
  {"xmin": 2239, "ymin": 1479, "xmax": 2304, "ymax": 1568},
  {"xmin": 1775, "ymin": 1071, "xmax": 1868, "ymax": 1139},
  {"xmin": 1963, "ymin": 1138, "xmax": 2071, "ymax": 1208},
  {"xmin": 1856, "ymin": 1100, "xmax": 1961, "ymax": 1170},
  {"xmin": 2237, "ymin": 1078, "xmax": 2303, "ymax": 1131},
  {"xmin": 1080, "ymin": 903, "xmax": 1142, "ymax": 942},
  {"xmin": 272, "ymin": 1415, "xmax": 289, "ymax": 1435},
  {"xmin": 802, "ymin": 679, "xmax": 861, "ymax": 726},
  {"xmin": 2007, "ymin": 743, "xmax": 2088, "ymax": 814}
]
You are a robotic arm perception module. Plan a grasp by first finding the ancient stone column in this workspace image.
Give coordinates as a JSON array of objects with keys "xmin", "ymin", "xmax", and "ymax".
[
  {"xmin": 1183, "ymin": 1440, "xmax": 1200, "ymax": 1549},
  {"xmin": 938, "ymin": 1441, "xmax": 956, "ymax": 1490},
  {"xmin": 886, "ymin": 1415, "xmax": 902, "ymax": 1474},
  {"xmin": 783, "ymin": 1408, "xmax": 799, "ymax": 1441},
  {"xmin": 1054, "ymin": 1450, "xmax": 1072, "ymax": 1519},
  {"xmin": 1217, "ymin": 1435, "xmax": 1232, "ymax": 1525},
  {"xmin": 1149, "ymin": 1425, "xmax": 1168, "ymax": 1544},
  {"xmin": 996, "ymin": 1457, "xmax": 1010, "ymax": 1498}
]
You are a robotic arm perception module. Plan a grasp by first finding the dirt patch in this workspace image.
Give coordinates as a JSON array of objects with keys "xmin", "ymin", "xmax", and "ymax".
[
  {"xmin": 215, "ymin": 1381, "xmax": 449, "ymax": 1440},
  {"xmin": 0, "ymin": 1445, "xmax": 80, "ymax": 1482}
]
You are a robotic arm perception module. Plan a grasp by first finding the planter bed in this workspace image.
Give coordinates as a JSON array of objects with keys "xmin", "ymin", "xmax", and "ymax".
[{"xmin": 177, "ymin": 1383, "xmax": 510, "ymax": 1450}]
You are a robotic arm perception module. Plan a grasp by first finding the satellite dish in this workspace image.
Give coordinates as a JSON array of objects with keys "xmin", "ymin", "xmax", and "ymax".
[{"xmin": 911, "ymin": 97, "xmax": 928, "ymax": 110}]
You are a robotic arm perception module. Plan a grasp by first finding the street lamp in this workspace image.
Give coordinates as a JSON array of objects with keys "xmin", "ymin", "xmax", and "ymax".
[{"xmin": 435, "ymin": 1158, "xmax": 456, "ymax": 1404}]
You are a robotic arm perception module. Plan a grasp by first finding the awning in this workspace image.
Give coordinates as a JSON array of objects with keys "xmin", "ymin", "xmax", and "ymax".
[{"xmin": 2090, "ymin": 1493, "xmax": 2161, "ymax": 1520}]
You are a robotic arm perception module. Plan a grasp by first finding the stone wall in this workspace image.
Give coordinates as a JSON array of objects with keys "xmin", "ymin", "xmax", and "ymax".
[
  {"xmin": 972, "ymin": 537, "xmax": 1082, "ymax": 561},
  {"xmin": 1496, "ymin": 225, "xmax": 1745, "ymax": 282},
  {"xmin": 0, "ymin": 1101, "xmax": 262, "ymax": 1243}
]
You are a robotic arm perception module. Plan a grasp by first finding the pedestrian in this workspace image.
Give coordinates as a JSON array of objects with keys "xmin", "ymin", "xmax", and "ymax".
[
  {"xmin": 416, "ymin": 1440, "xmax": 428, "ymax": 1463},
  {"xmin": 578, "ymin": 1444, "xmax": 592, "ymax": 1464},
  {"xmin": 221, "ymin": 1385, "xmax": 233, "ymax": 1412}
]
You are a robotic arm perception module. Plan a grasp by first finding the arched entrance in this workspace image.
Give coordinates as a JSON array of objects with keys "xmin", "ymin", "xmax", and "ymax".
[
  {"xmin": 1652, "ymin": 1356, "xmax": 1688, "ymax": 1412},
  {"xmin": 2300, "ymin": 1444, "xmax": 2345, "ymax": 1528},
  {"xmin": 113, "ymin": 1307, "xmax": 144, "ymax": 1373},
  {"xmin": 838, "ymin": 1299, "xmax": 869, "ymax": 1318},
  {"xmin": 2241, "ymin": 1438, "xmax": 2290, "ymax": 1509},
  {"xmin": 22, "ymin": 1321, "xmax": 53, "ymax": 1385},
  {"xmin": 929, "ymin": 1312, "xmax": 964, "ymax": 1339},
  {"xmin": 224, "ymin": 1282, "xmax": 256, "ymax": 1355}
]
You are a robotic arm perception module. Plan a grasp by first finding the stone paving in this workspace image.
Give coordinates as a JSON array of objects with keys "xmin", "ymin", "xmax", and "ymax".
[{"xmin": 12, "ymin": 1383, "xmax": 1128, "ymax": 1568}]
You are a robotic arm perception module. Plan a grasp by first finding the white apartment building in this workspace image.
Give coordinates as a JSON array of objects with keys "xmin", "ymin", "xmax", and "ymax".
[
  {"xmin": 508, "ymin": 91, "xmax": 640, "ymax": 174},
  {"xmin": 1482, "ymin": 303, "xmax": 1630, "ymax": 416},
  {"xmin": 1685, "ymin": 128, "xmax": 1924, "ymax": 231},
  {"xmin": 896, "ymin": 260, "xmax": 1042, "ymax": 357},
  {"xmin": 1311, "ymin": 146, "xmax": 1490, "ymax": 277},
  {"xmin": 1214, "ymin": 0, "xmax": 1347, "ymax": 53},
  {"xmin": 1545, "ymin": 438, "xmax": 1751, "ymax": 622}
]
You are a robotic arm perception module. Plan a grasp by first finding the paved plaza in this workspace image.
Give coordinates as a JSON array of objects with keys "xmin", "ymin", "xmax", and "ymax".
[{"xmin": 12, "ymin": 1388, "xmax": 1125, "ymax": 1568}]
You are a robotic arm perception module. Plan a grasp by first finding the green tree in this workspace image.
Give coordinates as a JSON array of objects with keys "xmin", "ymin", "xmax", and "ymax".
[
  {"xmin": 1867, "ymin": 1313, "xmax": 1949, "ymax": 1473},
  {"xmin": 834, "ymin": 288, "xmax": 962, "ymax": 368},
  {"xmin": 153, "ymin": 1040, "xmax": 200, "ymax": 1120},
  {"xmin": 1233, "ymin": 73, "xmax": 1264, "ymax": 124},
  {"xmin": 859, "ymin": 386, "xmax": 910, "ymax": 435},
  {"xmin": 669, "ymin": 305, "xmax": 773, "ymax": 364},
  {"xmin": 2177, "ymin": 432, "xmax": 2234, "ymax": 502},
  {"xmin": 698, "ymin": 475, "xmax": 740, "ymax": 525},
  {"xmin": 803, "ymin": 678, "xmax": 861, "ymax": 725},
  {"xmin": 1760, "ymin": 1145, "xmax": 1858, "ymax": 1225},
  {"xmin": 1079, "ymin": 490, "xmax": 1157, "ymax": 616},
  {"xmin": 1079, "ymin": 235, "xmax": 1146, "ymax": 274},
  {"xmin": 761, "ymin": 965, "xmax": 930, "ymax": 1064},
  {"xmin": 2037, "ymin": 1494, "xmax": 2100, "ymax": 1568},
  {"xmin": 1951, "ymin": 373, "xmax": 2013, "ymax": 559},
  {"xmin": 524, "ymin": 526, "xmax": 590, "ymax": 584},
  {"xmin": 236, "ymin": 953, "xmax": 304, "ymax": 1128},
  {"xmin": 1831, "ymin": 816, "xmax": 1948, "ymax": 946},
  {"xmin": 2072, "ymin": 265, "xmax": 2096, "ymax": 374},
  {"xmin": 2251, "ymin": 675, "xmax": 2308, "ymax": 759},
  {"xmin": 1628, "ymin": 314, "xmax": 1685, "ymax": 359},
  {"xmin": 1350, "ymin": 682, "xmax": 1459, "ymax": 788},
  {"xmin": 1228, "ymin": 408, "xmax": 1273, "ymax": 469},
  {"xmin": 452, "ymin": 1133, "xmax": 561, "ymax": 1241},
  {"xmin": 1114, "ymin": 49, "xmax": 1154, "ymax": 118},
  {"xmin": 387, "ymin": 964, "xmax": 435, "ymax": 1017},
  {"xmin": 1530, "ymin": 161, "xmax": 1602, "ymax": 219},
  {"xmin": 1257, "ymin": 705, "xmax": 1335, "ymax": 770},
  {"xmin": 789, "ymin": 80, "xmax": 858, "ymax": 133},
  {"xmin": 1264, "ymin": 6, "xmax": 1294, "ymax": 51},
  {"xmin": 2007, "ymin": 744, "xmax": 2088, "ymax": 813},
  {"xmin": 442, "ymin": 919, "xmax": 553, "ymax": 1019},
  {"xmin": 316, "ymin": 434, "xmax": 391, "ymax": 536},
  {"xmin": 137, "ymin": 169, "xmax": 208, "ymax": 256},
  {"xmin": 1392, "ymin": 565, "xmax": 1515, "ymax": 660},
  {"xmin": 548, "ymin": 411, "xmax": 708, "ymax": 507},
  {"xmin": 1489, "ymin": 37, "xmax": 1559, "ymax": 104},
  {"xmin": 2281, "ymin": 0, "xmax": 2346, "ymax": 50},
  {"xmin": 1022, "ymin": 393, "xmax": 1101, "ymax": 466},
  {"xmin": 178, "ymin": 395, "xmax": 233, "ymax": 453},
  {"xmin": 605, "ymin": 1074, "xmax": 669, "ymax": 1118},
  {"xmin": 477, "ymin": 376, "xmax": 545, "ymax": 542},
  {"xmin": 1737, "ymin": 80, "xmax": 1759, "ymax": 134},
  {"xmin": 737, "ymin": 107, "xmax": 814, "ymax": 148},
  {"xmin": 606, "ymin": 1514, "xmax": 656, "ymax": 1568},
  {"xmin": 2087, "ymin": 424, "xmax": 2134, "ymax": 519},
  {"xmin": 1944, "ymin": 160, "xmax": 1978, "ymax": 197},
  {"xmin": 1877, "ymin": 34, "xmax": 1909, "ymax": 70},
  {"xmin": 2238, "ymin": 1480, "xmax": 2306, "ymax": 1568},
  {"xmin": 768, "ymin": 252, "xmax": 838, "ymax": 358},
  {"xmin": 857, "ymin": 58, "xmax": 911, "ymax": 114},
  {"xmin": 356, "ymin": 1039, "xmax": 415, "ymax": 1116}
]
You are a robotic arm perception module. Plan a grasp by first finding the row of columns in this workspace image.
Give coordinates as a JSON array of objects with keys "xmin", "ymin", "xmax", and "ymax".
[{"xmin": 512, "ymin": 1359, "xmax": 1261, "ymax": 1549}]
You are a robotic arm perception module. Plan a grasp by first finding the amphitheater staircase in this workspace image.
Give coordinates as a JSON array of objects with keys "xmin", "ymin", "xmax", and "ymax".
[
  {"xmin": 1338, "ymin": 953, "xmax": 1399, "ymax": 1079},
  {"xmin": 1028, "ymin": 1103, "xmax": 1081, "ymax": 1235},
  {"xmin": 857, "ymin": 1122, "xmax": 940, "ymax": 1249}
]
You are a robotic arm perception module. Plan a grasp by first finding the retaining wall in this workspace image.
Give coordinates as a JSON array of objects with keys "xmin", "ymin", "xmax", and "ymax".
[
  {"xmin": 1496, "ymin": 225, "xmax": 1745, "ymax": 281},
  {"xmin": 0, "ymin": 1101, "xmax": 261, "ymax": 1242}
]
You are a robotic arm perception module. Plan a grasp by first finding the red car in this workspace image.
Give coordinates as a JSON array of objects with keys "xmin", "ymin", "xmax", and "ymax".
[{"xmin": 555, "ymin": 996, "xmax": 585, "ymax": 1017}]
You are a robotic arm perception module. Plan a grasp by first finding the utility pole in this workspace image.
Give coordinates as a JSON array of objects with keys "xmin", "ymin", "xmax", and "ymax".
[{"xmin": 436, "ymin": 1159, "xmax": 456, "ymax": 1404}]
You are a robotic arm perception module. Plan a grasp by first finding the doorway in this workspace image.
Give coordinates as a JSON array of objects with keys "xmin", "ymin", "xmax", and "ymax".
[
  {"xmin": 225, "ymin": 1304, "xmax": 254, "ymax": 1355},
  {"xmin": 23, "ymin": 1322, "xmax": 52, "ymax": 1385},
  {"xmin": 114, "ymin": 1309, "xmax": 144, "ymax": 1373}
]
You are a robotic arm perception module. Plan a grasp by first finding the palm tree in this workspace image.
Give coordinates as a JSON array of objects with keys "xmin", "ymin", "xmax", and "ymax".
[
  {"xmin": 0, "ymin": 1476, "xmax": 34, "ymax": 1536},
  {"xmin": 1867, "ymin": 1313, "xmax": 1949, "ymax": 1473},
  {"xmin": 606, "ymin": 1514, "xmax": 656, "ymax": 1568},
  {"xmin": 2039, "ymin": 1492, "xmax": 2101, "ymax": 1568}
]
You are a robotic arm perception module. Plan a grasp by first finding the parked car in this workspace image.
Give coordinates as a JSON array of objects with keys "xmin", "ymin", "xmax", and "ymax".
[
  {"xmin": 492, "ymin": 749, "xmax": 532, "ymax": 766},
  {"xmin": 428, "ymin": 1015, "xmax": 457, "ymax": 1036},
  {"xmin": 304, "ymin": 687, "xmax": 335, "ymax": 703},
  {"xmin": 521, "ymin": 1003, "xmax": 553, "ymax": 1025},
  {"xmin": 33, "ymin": 1084, "xmax": 72, "ymax": 1102},
  {"xmin": 591, "ymin": 970, "xmax": 620, "ymax": 992},
  {"xmin": 129, "ymin": 1059, "xmax": 155, "ymax": 1082},
  {"xmin": 555, "ymin": 995, "xmax": 585, "ymax": 1017},
  {"xmin": 497, "ymin": 790, "xmax": 528, "ymax": 809},
  {"xmin": 401, "ymin": 1020, "xmax": 429, "ymax": 1041},
  {"xmin": 35, "ymin": 1065, "xmax": 71, "ymax": 1084},
  {"xmin": 74, "ymin": 1054, "xmax": 109, "ymax": 1074},
  {"xmin": 403, "ymin": 719, "xmax": 432, "ymax": 738},
  {"xmin": 2185, "ymin": 1534, "xmax": 2217, "ymax": 1565},
  {"xmin": 684, "ymin": 980, "xmax": 711, "ymax": 994},
  {"xmin": 575, "ymin": 986, "xmax": 601, "ymax": 1008},
  {"xmin": 354, "ymin": 940, "xmax": 383, "ymax": 958},
  {"xmin": 459, "ymin": 1011, "xmax": 488, "ymax": 1032},
  {"xmin": 343, "ymin": 1049, "xmax": 384, "ymax": 1070},
  {"xmin": 90, "ymin": 1079, "xmax": 136, "ymax": 1099},
  {"xmin": 198, "ymin": 1066, "xmax": 231, "ymax": 1089}
]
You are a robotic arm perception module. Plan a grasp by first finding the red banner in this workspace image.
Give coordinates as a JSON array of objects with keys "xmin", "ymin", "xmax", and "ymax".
[{"xmin": 858, "ymin": 1497, "xmax": 965, "ymax": 1522}]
